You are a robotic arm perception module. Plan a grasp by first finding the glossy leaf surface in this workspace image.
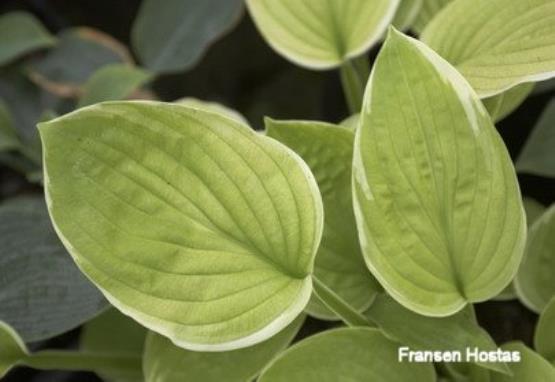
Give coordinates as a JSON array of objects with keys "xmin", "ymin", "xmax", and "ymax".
[
  {"xmin": 421, "ymin": 0, "xmax": 555, "ymax": 98},
  {"xmin": 143, "ymin": 315, "xmax": 304, "ymax": 382},
  {"xmin": 132, "ymin": 0, "xmax": 243, "ymax": 73},
  {"xmin": 0, "ymin": 196, "xmax": 106, "ymax": 342},
  {"xmin": 40, "ymin": 101, "xmax": 323, "ymax": 351},
  {"xmin": 515, "ymin": 205, "xmax": 555, "ymax": 313},
  {"xmin": 258, "ymin": 327, "xmax": 435, "ymax": 381},
  {"xmin": 353, "ymin": 29, "xmax": 525, "ymax": 316},
  {"xmin": 266, "ymin": 119, "xmax": 380, "ymax": 319},
  {"xmin": 246, "ymin": 0, "xmax": 400, "ymax": 69}
]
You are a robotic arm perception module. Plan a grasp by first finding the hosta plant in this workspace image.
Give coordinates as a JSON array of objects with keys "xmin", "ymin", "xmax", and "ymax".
[{"xmin": 1, "ymin": 0, "xmax": 555, "ymax": 381}]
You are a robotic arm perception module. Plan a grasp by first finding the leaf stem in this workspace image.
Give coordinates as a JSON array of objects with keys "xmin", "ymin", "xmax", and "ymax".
[
  {"xmin": 23, "ymin": 351, "xmax": 141, "ymax": 375},
  {"xmin": 312, "ymin": 275, "xmax": 374, "ymax": 327},
  {"xmin": 339, "ymin": 56, "xmax": 369, "ymax": 114}
]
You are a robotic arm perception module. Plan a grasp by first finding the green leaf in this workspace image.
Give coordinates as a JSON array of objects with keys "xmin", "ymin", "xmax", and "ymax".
[
  {"xmin": 412, "ymin": 0, "xmax": 453, "ymax": 34},
  {"xmin": 132, "ymin": 0, "xmax": 243, "ymax": 73},
  {"xmin": 39, "ymin": 101, "xmax": 323, "ymax": 351},
  {"xmin": 366, "ymin": 294, "xmax": 509, "ymax": 374},
  {"xmin": 0, "ymin": 100, "xmax": 20, "ymax": 152},
  {"xmin": 535, "ymin": 297, "xmax": 555, "ymax": 363},
  {"xmin": 0, "ymin": 321, "xmax": 28, "ymax": 378},
  {"xmin": 258, "ymin": 327, "xmax": 436, "ymax": 381},
  {"xmin": 352, "ymin": 29, "xmax": 526, "ymax": 316},
  {"xmin": 393, "ymin": 0, "xmax": 423, "ymax": 31},
  {"xmin": 516, "ymin": 100, "xmax": 555, "ymax": 177},
  {"xmin": 175, "ymin": 97, "xmax": 248, "ymax": 125},
  {"xmin": 515, "ymin": 205, "xmax": 555, "ymax": 313},
  {"xmin": 0, "ymin": 12, "xmax": 55, "ymax": 66},
  {"xmin": 421, "ymin": 0, "xmax": 555, "ymax": 98},
  {"xmin": 143, "ymin": 314, "xmax": 304, "ymax": 382},
  {"xmin": 490, "ymin": 342, "xmax": 555, "ymax": 382},
  {"xmin": 339, "ymin": 113, "xmax": 359, "ymax": 130},
  {"xmin": 81, "ymin": 309, "xmax": 146, "ymax": 382},
  {"xmin": 28, "ymin": 28, "xmax": 131, "ymax": 97},
  {"xmin": 246, "ymin": 0, "xmax": 400, "ymax": 69},
  {"xmin": 0, "ymin": 196, "xmax": 107, "ymax": 342},
  {"xmin": 524, "ymin": 197, "xmax": 546, "ymax": 227},
  {"xmin": 78, "ymin": 64, "xmax": 151, "ymax": 107},
  {"xmin": 266, "ymin": 119, "xmax": 380, "ymax": 320},
  {"xmin": 483, "ymin": 84, "xmax": 534, "ymax": 123}
]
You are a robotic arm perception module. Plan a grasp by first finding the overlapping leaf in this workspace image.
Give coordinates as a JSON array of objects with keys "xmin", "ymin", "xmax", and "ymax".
[
  {"xmin": 258, "ymin": 327, "xmax": 435, "ymax": 381},
  {"xmin": 483, "ymin": 84, "xmax": 534, "ymax": 123},
  {"xmin": 0, "ymin": 197, "xmax": 106, "ymax": 342},
  {"xmin": 490, "ymin": 342, "xmax": 555, "ymax": 381},
  {"xmin": 412, "ymin": 0, "xmax": 452, "ymax": 34},
  {"xmin": 0, "ymin": 322, "xmax": 27, "ymax": 378},
  {"xmin": 366, "ymin": 294, "xmax": 508, "ymax": 374},
  {"xmin": 143, "ymin": 315, "xmax": 304, "ymax": 382},
  {"xmin": 40, "ymin": 101, "xmax": 323, "ymax": 351},
  {"xmin": 0, "ymin": 12, "xmax": 55, "ymax": 66},
  {"xmin": 266, "ymin": 119, "xmax": 380, "ymax": 319},
  {"xmin": 515, "ymin": 205, "xmax": 555, "ymax": 313},
  {"xmin": 352, "ymin": 29, "xmax": 525, "ymax": 316},
  {"xmin": 421, "ymin": 0, "xmax": 555, "ymax": 98},
  {"xmin": 393, "ymin": 0, "xmax": 423, "ymax": 31},
  {"xmin": 132, "ymin": 0, "xmax": 244, "ymax": 73},
  {"xmin": 246, "ymin": 0, "xmax": 400, "ymax": 69},
  {"xmin": 516, "ymin": 100, "xmax": 555, "ymax": 177}
]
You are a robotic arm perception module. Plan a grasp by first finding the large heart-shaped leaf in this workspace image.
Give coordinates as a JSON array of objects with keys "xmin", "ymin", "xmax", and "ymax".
[
  {"xmin": 132, "ymin": 0, "xmax": 244, "ymax": 74},
  {"xmin": 143, "ymin": 315, "xmax": 304, "ymax": 382},
  {"xmin": 0, "ymin": 12, "xmax": 55, "ymax": 66},
  {"xmin": 366, "ymin": 294, "xmax": 509, "ymax": 374},
  {"xmin": 258, "ymin": 327, "xmax": 435, "ymax": 381},
  {"xmin": 421, "ymin": 0, "xmax": 555, "ymax": 98},
  {"xmin": 352, "ymin": 29, "xmax": 526, "ymax": 316},
  {"xmin": 246, "ymin": 0, "xmax": 400, "ymax": 69},
  {"xmin": 0, "ymin": 196, "xmax": 106, "ymax": 342},
  {"xmin": 0, "ymin": 321, "xmax": 28, "ymax": 378},
  {"xmin": 515, "ymin": 205, "xmax": 555, "ymax": 313},
  {"xmin": 40, "ymin": 101, "xmax": 323, "ymax": 351},
  {"xmin": 516, "ymin": 100, "xmax": 555, "ymax": 177},
  {"xmin": 535, "ymin": 297, "xmax": 555, "ymax": 363},
  {"xmin": 266, "ymin": 119, "xmax": 380, "ymax": 320}
]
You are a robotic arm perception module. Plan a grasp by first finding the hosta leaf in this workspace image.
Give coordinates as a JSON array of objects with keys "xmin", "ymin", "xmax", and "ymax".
[
  {"xmin": 516, "ymin": 100, "xmax": 555, "ymax": 177},
  {"xmin": 258, "ymin": 327, "xmax": 435, "ymax": 381},
  {"xmin": 81, "ymin": 309, "xmax": 146, "ymax": 382},
  {"xmin": 515, "ymin": 205, "xmax": 555, "ymax": 313},
  {"xmin": 412, "ymin": 0, "xmax": 453, "ymax": 34},
  {"xmin": 246, "ymin": 0, "xmax": 400, "ymax": 69},
  {"xmin": 524, "ymin": 197, "xmax": 546, "ymax": 226},
  {"xmin": 340, "ymin": 113, "xmax": 359, "ymax": 130},
  {"xmin": 490, "ymin": 342, "xmax": 555, "ymax": 381},
  {"xmin": 0, "ymin": 12, "xmax": 55, "ymax": 66},
  {"xmin": 0, "ymin": 196, "xmax": 106, "ymax": 342},
  {"xmin": 0, "ymin": 101, "xmax": 20, "ymax": 152},
  {"xmin": 0, "ymin": 321, "xmax": 28, "ymax": 378},
  {"xmin": 352, "ymin": 29, "xmax": 526, "ymax": 316},
  {"xmin": 78, "ymin": 64, "xmax": 151, "ymax": 107},
  {"xmin": 28, "ymin": 28, "xmax": 131, "ymax": 98},
  {"xmin": 266, "ymin": 119, "xmax": 380, "ymax": 320},
  {"xmin": 366, "ymin": 294, "xmax": 509, "ymax": 374},
  {"xmin": 175, "ymin": 97, "xmax": 248, "ymax": 125},
  {"xmin": 483, "ymin": 84, "xmax": 535, "ymax": 123},
  {"xmin": 535, "ymin": 297, "xmax": 555, "ymax": 363},
  {"xmin": 39, "ymin": 101, "xmax": 323, "ymax": 351},
  {"xmin": 132, "ymin": 0, "xmax": 243, "ymax": 73},
  {"xmin": 393, "ymin": 0, "xmax": 423, "ymax": 31},
  {"xmin": 421, "ymin": 0, "xmax": 555, "ymax": 98},
  {"xmin": 143, "ymin": 314, "xmax": 304, "ymax": 382}
]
